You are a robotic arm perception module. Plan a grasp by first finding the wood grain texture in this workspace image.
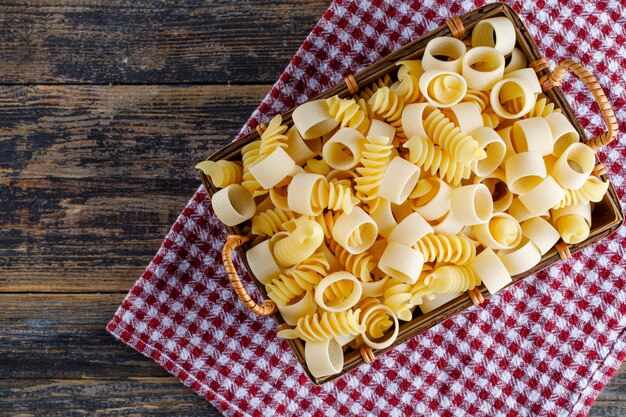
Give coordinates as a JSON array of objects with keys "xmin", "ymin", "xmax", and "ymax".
[
  {"xmin": 0, "ymin": 378, "xmax": 218, "ymax": 417},
  {"xmin": 0, "ymin": 1, "xmax": 622, "ymax": 416},
  {"xmin": 0, "ymin": 1, "xmax": 329, "ymax": 84},
  {"xmin": 0, "ymin": 85, "xmax": 263, "ymax": 292}
]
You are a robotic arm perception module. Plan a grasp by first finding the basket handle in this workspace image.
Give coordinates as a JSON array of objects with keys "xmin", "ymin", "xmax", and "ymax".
[
  {"xmin": 541, "ymin": 59, "xmax": 618, "ymax": 152},
  {"xmin": 222, "ymin": 235, "xmax": 278, "ymax": 316}
]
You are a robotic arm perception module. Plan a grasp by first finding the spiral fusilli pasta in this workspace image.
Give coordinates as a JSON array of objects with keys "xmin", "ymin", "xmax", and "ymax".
[
  {"xmin": 425, "ymin": 265, "xmax": 480, "ymax": 293},
  {"xmin": 259, "ymin": 115, "xmax": 289, "ymax": 157},
  {"xmin": 326, "ymin": 95, "xmax": 371, "ymax": 135},
  {"xmin": 423, "ymin": 106, "xmax": 486, "ymax": 165},
  {"xmin": 251, "ymin": 207, "xmax": 297, "ymax": 237},
  {"xmin": 462, "ymin": 89, "xmax": 490, "ymax": 112},
  {"xmin": 356, "ymin": 74, "xmax": 393, "ymax": 102},
  {"xmin": 355, "ymin": 298, "xmax": 393, "ymax": 338},
  {"xmin": 196, "ymin": 160, "xmax": 243, "ymax": 189},
  {"xmin": 368, "ymin": 87, "xmax": 405, "ymax": 139},
  {"xmin": 404, "ymin": 135, "xmax": 472, "ymax": 185},
  {"xmin": 413, "ymin": 233, "xmax": 476, "ymax": 265},
  {"xmin": 329, "ymin": 239, "xmax": 377, "ymax": 282},
  {"xmin": 240, "ymin": 140, "xmax": 267, "ymax": 197},
  {"xmin": 552, "ymin": 176, "xmax": 609, "ymax": 209},
  {"xmin": 382, "ymin": 278, "xmax": 415, "ymax": 321},
  {"xmin": 265, "ymin": 253, "xmax": 330, "ymax": 306},
  {"xmin": 272, "ymin": 218, "xmax": 324, "ymax": 266},
  {"xmin": 355, "ymin": 136, "xmax": 393, "ymax": 212},
  {"xmin": 277, "ymin": 309, "xmax": 365, "ymax": 342}
]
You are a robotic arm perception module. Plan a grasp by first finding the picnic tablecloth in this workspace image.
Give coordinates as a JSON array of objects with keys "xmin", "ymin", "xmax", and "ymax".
[{"xmin": 107, "ymin": 1, "xmax": 626, "ymax": 415}]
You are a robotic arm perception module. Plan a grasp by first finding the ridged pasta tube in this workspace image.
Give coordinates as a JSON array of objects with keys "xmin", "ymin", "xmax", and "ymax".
[
  {"xmin": 265, "ymin": 253, "xmax": 330, "ymax": 306},
  {"xmin": 423, "ymin": 106, "xmax": 486, "ymax": 166},
  {"xmin": 355, "ymin": 136, "xmax": 393, "ymax": 212},
  {"xmin": 552, "ymin": 176, "xmax": 609, "ymax": 209},
  {"xmin": 413, "ymin": 233, "xmax": 476, "ymax": 265},
  {"xmin": 240, "ymin": 140, "xmax": 267, "ymax": 197},
  {"xmin": 258, "ymin": 114, "xmax": 289, "ymax": 157},
  {"xmin": 403, "ymin": 135, "xmax": 471, "ymax": 185},
  {"xmin": 195, "ymin": 160, "xmax": 242, "ymax": 189},
  {"xmin": 288, "ymin": 173, "xmax": 358, "ymax": 216},
  {"xmin": 355, "ymin": 298, "xmax": 393, "ymax": 339},
  {"xmin": 329, "ymin": 239, "xmax": 377, "ymax": 282},
  {"xmin": 356, "ymin": 74, "xmax": 393, "ymax": 102},
  {"xmin": 277, "ymin": 309, "xmax": 365, "ymax": 342},
  {"xmin": 272, "ymin": 218, "xmax": 324, "ymax": 267},
  {"xmin": 251, "ymin": 207, "xmax": 297, "ymax": 237},
  {"xmin": 425, "ymin": 265, "xmax": 480, "ymax": 293},
  {"xmin": 368, "ymin": 87, "xmax": 405, "ymax": 138},
  {"xmin": 326, "ymin": 95, "xmax": 370, "ymax": 135}
]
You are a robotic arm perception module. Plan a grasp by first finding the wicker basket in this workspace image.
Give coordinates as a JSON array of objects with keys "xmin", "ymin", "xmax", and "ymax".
[{"xmin": 200, "ymin": 3, "xmax": 623, "ymax": 384}]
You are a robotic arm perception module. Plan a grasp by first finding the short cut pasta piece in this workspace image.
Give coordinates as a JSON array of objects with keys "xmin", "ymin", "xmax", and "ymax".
[
  {"xmin": 546, "ymin": 112, "xmax": 580, "ymax": 157},
  {"xmin": 473, "ymin": 212, "xmax": 522, "ymax": 250},
  {"xmin": 471, "ymin": 16, "xmax": 516, "ymax": 55},
  {"xmin": 450, "ymin": 184, "xmax": 493, "ymax": 226},
  {"xmin": 315, "ymin": 271, "xmax": 363, "ymax": 312},
  {"xmin": 504, "ymin": 48, "xmax": 528, "ymax": 73},
  {"xmin": 497, "ymin": 238, "xmax": 542, "ymax": 276},
  {"xmin": 276, "ymin": 291, "xmax": 317, "ymax": 326},
  {"xmin": 305, "ymin": 338, "xmax": 344, "ymax": 378},
  {"xmin": 505, "ymin": 151, "xmax": 547, "ymax": 195},
  {"xmin": 378, "ymin": 242, "xmax": 425, "ymax": 285},
  {"xmin": 332, "ymin": 206, "xmax": 378, "ymax": 254},
  {"xmin": 322, "ymin": 128, "xmax": 366, "ymax": 170},
  {"xmin": 470, "ymin": 247, "xmax": 511, "ymax": 294},
  {"xmin": 551, "ymin": 142, "xmax": 595, "ymax": 190},
  {"xmin": 379, "ymin": 156, "xmax": 421, "ymax": 204},
  {"xmin": 292, "ymin": 99, "xmax": 339, "ymax": 139},
  {"xmin": 421, "ymin": 36, "xmax": 467, "ymax": 73},
  {"xmin": 195, "ymin": 160, "xmax": 242, "ymax": 189},
  {"xmin": 248, "ymin": 146, "xmax": 296, "ymax": 189},
  {"xmin": 461, "ymin": 46, "xmax": 505, "ymax": 91},
  {"xmin": 518, "ymin": 176, "xmax": 566, "ymax": 216},
  {"xmin": 520, "ymin": 217, "xmax": 560, "ymax": 255},
  {"xmin": 419, "ymin": 69, "xmax": 467, "ymax": 108},
  {"xmin": 211, "ymin": 184, "xmax": 256, "ymax": 227}
]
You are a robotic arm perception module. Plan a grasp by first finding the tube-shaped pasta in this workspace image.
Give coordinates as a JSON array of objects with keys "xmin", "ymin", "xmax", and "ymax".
[
  {"xmin": 413, "ymin": 233, "xmax": 476, "ymax": 265},
  {"xmin": 292, "ymin": 99, "xmax": 339, "ymax": 139},
  {"xmin": 511, "ymin": 117, "xmax": 553, "ymax": 156},
  {"xmin": 474, "ymin": 168, "xmax": 513, "ymax": 212},
  {"xmin": 505, "ymin": 151, "xmax": 547, "ymax": 195},
  {"xmin": 272, "ymin": 218, "xmax": 324, "ymax": 267},
  {"xmin": 551, "ymin": 142, "xmax": 595, "ymax": 190},
  {"xmin": 322, "ymin": 127, "xmax": 366, "ymax": 170},
  {"xmin": 497, "ymin": 238, "xmax": 542, "ymax": 276},
  {"xmin": 443, "ymin": 102, "xmax": 483, "ymax": 134},
  {"xmin": 196, "ymin": 160, "xmax": 242, "ymax": 189},
  {"xmin": 211, "ymin": 184, "xmax": 256, "ymax": 227},
  {"xmin": 284, "ymin": 126, "xmax": 318, "ymax": 165},
  {"xmin": 265, "ymin": 253, "xmax": 330, "ymax": 306},
  {"xmin": 450, "ymin": 184, "xmax": 493, "ymax": 226},
  {"xmin": 304, "ymin": 338, "xmax": 344, "ymax": 378},
  {"xmin": 552, "ymin": 175, "xmax": 609, "ymax": 209},
  {"xmin": 408, "ymin": 177, "xmax": 452, "ymax": 221},
  {"xmin": 355, "ymin": 136, "xmax": 393, "ymax": 212},
  {"xmin": 471, "ymin": 17, "xmax": 516, "ymax": 55},
  {"xmin": 248, "ymin": 146, "xmax": 296, "ymax": 189},
  {"xmin": 315, "ymin": 271, "xmax": 363, "ymax": 312},
  {"xmin": 490, "ymin": 77, "xmax": 537, "ymax": 120},
  {"xmin": 422, "ymin": 37, "xmax": 466, "ymax": 73},
  {"xmin": 378, "ymin": 242, "xmax": 424, "ymax": 284},
  {"xmin": 518, "ymin": 176, "xmax": 566, "ymax": 216},
  {"xmin": 326, "ymin": 95, "xmax": 371, "ymax": 135},
  {"xmin": 276, "ymin": 290, "xmax": 317, "ymax": 326},
  {"xmin": 251, "ymin": 207, "xmax": 297, "ymax": 237},
  {"xmin": 425, "ymin": 265, "xmax": 480, "ymax": 294},
  {"xmin": 419, "ymin": 70, "xmax": 467, "ymax": 108},
  {"xmin": 470, "ymin": 127, "xmax": 506, "ymax": 177},
  {"xmin": 469, "ymin": 248, "xmax": 511, "ymax": 295},
  {"xmin": 504, "ymin": 47, "xmax": 528, "ymax": 73},
  {"xmin": 277, "ymin": 309, "xmax": 365, "ymax": 342},
  {"xmin": 546, "ymin": 112, "xmax": 580, "ymax": 157},
  {"xmin": 461, "ymin": 46, "xmax": 505, "ymax": 91},
  {"xmin": 422, "ymin": 105, "xmax": 486, "ymax": 166},
  {"xmin": 259, "ymin": 114, "xmax": 289, "ymax": 157},
  {"xmin": 473, "ymin": 212, "xmax": 522, "ymax": 250},
  {"xmin": 403, "ymin": 135, "xmax": 471, "ymax": 185},
  {"xmin": 379, "ymin": 156, "xmax": 421, "ymax": 205},
  {"xmin": 368, "ymin": 87, "xmax": 405, "ymax": 138},
  {"xmin": 329, "ymin": 239, "xmax": 377, "ymax": 282},
  {"xmin": 332, "ymin": 206, "xmax": 378, "ymax": 254}
]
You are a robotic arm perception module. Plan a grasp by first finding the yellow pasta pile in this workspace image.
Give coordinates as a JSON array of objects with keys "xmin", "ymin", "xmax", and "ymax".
[{"xmin": 198, "ymin": 16, "xmax": 609, "ymax": 378}]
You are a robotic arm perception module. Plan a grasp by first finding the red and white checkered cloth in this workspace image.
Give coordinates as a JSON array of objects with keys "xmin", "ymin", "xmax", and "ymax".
[{"xmin": 107, "ymin": 1, "xmax": 626, "ymax": 415}]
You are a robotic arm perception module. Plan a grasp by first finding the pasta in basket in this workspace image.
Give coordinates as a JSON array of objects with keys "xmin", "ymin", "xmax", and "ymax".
[{"xmin": 198, "ymin": 15, "xmax": 611, "ymax": 379}]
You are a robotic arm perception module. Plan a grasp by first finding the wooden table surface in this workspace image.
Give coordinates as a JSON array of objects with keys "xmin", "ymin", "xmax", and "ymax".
[{"xmin": 0, "ymin": 1, "xmax": 623, "ymax": 415}]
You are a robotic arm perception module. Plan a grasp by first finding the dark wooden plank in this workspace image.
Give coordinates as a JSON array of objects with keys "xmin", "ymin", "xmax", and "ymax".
[
  {"xmin": 589, "ymin": 365, "xmax": 626, "ymax": 417},
  {"xmin": 0, "ymin": 85, "xmax": 265, "ymax": 292},
  {"xmin": 0, "ymin": 378, "xmax": 219, "ymax": 417},
  {"xmin": 0, "ymin": 1, "xmax": 329, "ymax": 84},
  {"xmin": 0, "ymin": 294, "xmax": 201, "ymax": 379}
]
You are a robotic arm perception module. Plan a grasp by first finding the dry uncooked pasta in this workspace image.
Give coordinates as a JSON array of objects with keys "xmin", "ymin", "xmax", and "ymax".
[{"xmin": 200, "ymin": 14, "xmax": 610, "ymax": 378}]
